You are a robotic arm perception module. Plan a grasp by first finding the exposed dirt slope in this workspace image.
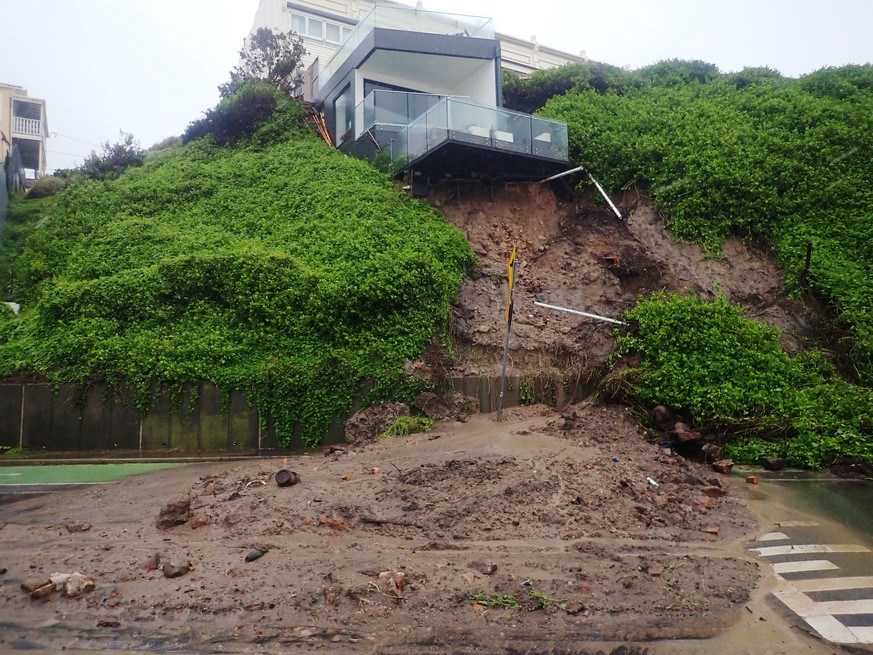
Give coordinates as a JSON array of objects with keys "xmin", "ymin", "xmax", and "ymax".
[
  {"xmin": 0, "ymin": 404, "xmax": 757, "ymax": 654},
  {"xmin": 432, "ymin": 182, "xmax": 816, "ymax": 375}
]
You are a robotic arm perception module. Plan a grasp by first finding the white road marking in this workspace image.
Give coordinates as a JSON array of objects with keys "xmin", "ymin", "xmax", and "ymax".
[
  {"xmin": 850, "ymin": 627, "xmax": 873, "ymax": 642},
  {"xmin": 793, "ymin": 576, "xmax": 873, "ymax": 592},
  {"xmin": 804, "ymin": 615, "xmax": 860, "ymax": 644},
  {"xmin": 772, "ymin": 559, "xmax": 839, "ymax": 574},
  {"xmin": 758, "ymin": 531, "xmax": 790, "ymax": 541},
  {"xmin": 752, "ymin": 544, "xmax": 870, "ymax": 557},
  {"xmin": 0, "ymin": 472, "xmax": 23, "ymax": 477}
]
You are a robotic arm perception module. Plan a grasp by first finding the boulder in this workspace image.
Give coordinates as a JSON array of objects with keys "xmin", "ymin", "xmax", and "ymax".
[
  {"xmin": 63, "ymin": 572, "xmax": 95, "ymax": 597},
  {"xmin": 344, "ymin": 402, "xmax": 409, "ymax": 444}
]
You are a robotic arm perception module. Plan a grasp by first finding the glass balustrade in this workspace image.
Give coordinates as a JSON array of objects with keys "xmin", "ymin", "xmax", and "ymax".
[{"xmin": 349, "ymin": 90, "xmax": 568, "ymax": 169}]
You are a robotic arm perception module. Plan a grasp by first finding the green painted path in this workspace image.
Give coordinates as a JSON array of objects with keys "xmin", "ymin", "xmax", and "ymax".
[{"xmin": 0, "ymin": 463, "xmax": 183, "ymax": 485}]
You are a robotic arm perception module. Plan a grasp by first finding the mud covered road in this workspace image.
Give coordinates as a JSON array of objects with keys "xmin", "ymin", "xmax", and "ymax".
[{"xmin": 0, "ymin": 403, "xmax": 771, "ymax": 654}]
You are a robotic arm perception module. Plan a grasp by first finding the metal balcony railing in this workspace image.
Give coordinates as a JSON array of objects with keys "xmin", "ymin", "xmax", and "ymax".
[
  {"xmin": 315, "ymin": 5, "xmax": 494, "ymax": 92},
  {"xmin": 13, "ymin": 116, "xmax": 42, "ymax": 136}
]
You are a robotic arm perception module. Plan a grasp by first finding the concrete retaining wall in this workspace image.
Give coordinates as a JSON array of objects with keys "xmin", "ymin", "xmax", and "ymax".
[{"xmin": 0, "ymin": 373, "xmax": 587, "ymax": 452}]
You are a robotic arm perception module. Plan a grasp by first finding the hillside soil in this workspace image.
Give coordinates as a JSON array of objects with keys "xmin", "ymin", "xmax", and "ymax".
[
  {"xmin": 0, "ymin": 403, "xmax": 761, "ymax": 654},
  {"xmin": 435, "ymin": 182, "xmax": 817, "ymax": 376}
]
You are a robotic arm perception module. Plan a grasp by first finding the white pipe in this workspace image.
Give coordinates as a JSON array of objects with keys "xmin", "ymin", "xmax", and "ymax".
[
  {"xmin": 534, "ymin": 301, "xmax": 626, "ymax": 326},
  {"xmin": 588, "ymin": 175, "xmax": 623, "ymax": 220}
]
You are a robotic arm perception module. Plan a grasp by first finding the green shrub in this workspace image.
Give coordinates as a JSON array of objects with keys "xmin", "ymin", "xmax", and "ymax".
[
  {"xmin": 542, "ymin": 64, "xmax": 873, "ymax": 385},
  {"xmin": 617, "ymin": 293, "xmax": 873, "ymax": 468},
  {"xmin": 0, "ymin": 111, "xmax": 474, "ymax": 447},
  {"xmin": 381, "ymin": 416, "xmax": 434, "ymax": 438}
]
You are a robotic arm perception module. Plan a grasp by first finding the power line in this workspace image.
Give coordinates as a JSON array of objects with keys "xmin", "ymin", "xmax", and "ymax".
[
  {"xmin": 48, "ymin": 150, "xmax": 84, "ymax": 157},
  {"xmin": 50, "ymin": 132, "xmax": 101, "ymax": 148}
]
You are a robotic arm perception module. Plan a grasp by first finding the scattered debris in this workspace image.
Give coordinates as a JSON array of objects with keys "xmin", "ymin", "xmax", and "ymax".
[
  {"xmin": 162, "ymin": 558, "xmax": 191, "ymax": 578},
  {"xmin": 711, "ymin": 459, "xmax": 734, "ymax": 475},
  {"xmin": 63, "ymin": 572, "xmax": 95, "ymax": 597},
  {"xmin": 646, "ymin": 476, "xmax": 659, "ymax": 487},
  {"xmin": 190, "ymin": 514, "xmax": 212, "ymax": 529},
  {"xmin": 318, "ymin": 514, "xmax": 347, "ymax": 531},
  {"xmin": 702, "ymin": 526, "xmax": 721, "ymax": 536},
  {"xmin": 245, "ymin": 549, "xmax": 268, "ymax": 562},
  {"xmin": 64, "ymin": 520, "xmax": 91, "ymax": 533},
  {"xmin": 142, "ymin": 554, "xmax": 161, "ymax": 571},
  {"xmin": 344, "ymin": 402, "xmax": 410, "ymax": 445},
  {"xmin": 378, "ymin": 570, "xmax": 406, "ymax": 598},
  {"xmin": 155, "ymin": 494, "xmax": 192, "ymax": 530},
  {"xmin": 97, "ymin": 620, "xmax": 121, "ymax": 628},
  {"xmin": 276, "ymin": 469, "xmax": 300, "ymax": 487},
  {"xmin": 469, "ymin": 561, "xmax": 498, "ymax": 576}
]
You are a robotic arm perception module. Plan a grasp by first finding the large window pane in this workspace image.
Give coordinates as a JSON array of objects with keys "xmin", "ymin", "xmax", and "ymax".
[
  {"xmin": 325, "ymin": 23, "xmax": 341, "ymax": 43},
  {"xmin": 334, "ymin": 84, "xmax": 354, "ymax": 146},
  {"xmin": 307, "ymin": 18, "xmax": 323, "ymax": 39},
  {"xmin": 290, "ymin": 13, "xmax": 305, "ymax": 34}
]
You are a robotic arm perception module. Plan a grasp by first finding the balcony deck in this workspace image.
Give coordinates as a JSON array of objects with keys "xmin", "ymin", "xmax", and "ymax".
[{"xmin": 344, "ymin": 91, "xmax": 568, "ymax": 180}]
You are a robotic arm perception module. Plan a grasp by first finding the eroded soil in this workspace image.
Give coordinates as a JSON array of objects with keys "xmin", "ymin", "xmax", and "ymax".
[
  {"xmin": 0, "ymin": 404, "xmax": 760, "ymax": 654},
  {"xmin": 434, "ymin": 182, "xmax": 817, "ymax": 376}
]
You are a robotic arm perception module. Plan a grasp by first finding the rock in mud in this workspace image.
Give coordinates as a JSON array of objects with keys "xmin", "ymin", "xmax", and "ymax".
[
  {"xmin": 652, "ymin": 405, "xmax": 673, "ymax": 430},
  {"xmin": 469, "ymin": 560, "xmax": 497, "ymax": 576},
  {"xmin": 63, "ymin": 572, "xmax": 95, "ymax": 597},
  {"xmin": 712, "ymin": 459, "xmax": 734, "ymax": 474},
  {"xmin": 344, "ymin": 402, "xmax": 409, "ymax": 444},
  {"xmin": 64, "ymin": 520, "xmax": 91, "ymax": 533},
  {"xmin": 275, "ymin": 469, "xmax": 300, "ymax": 487},
  {"xmin": 162, "ymin": 558, "xmax": 191, "ymax": 578},
  {"xmin": 156, "ymin": 494, "xmax": 192, "ymax": 530},
  {"xmin": 21, "ymin": 577, "xmax": 51, "ymax": 594},
  {"xmin": 761, "ymin": 456, "xmax": 785, "ymax": 471},
  {"xmin": 30, "ymin": 582, "xmax": 56, "ymax": 599},
  {"xmin": 142, "ymin": 554, "xmax": 161, "ymax": 571}
]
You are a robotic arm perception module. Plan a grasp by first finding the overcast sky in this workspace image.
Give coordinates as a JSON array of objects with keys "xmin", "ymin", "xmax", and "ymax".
[{"xmin": 2, "ymin": 0, "xmax": 871, "ymax": 172}]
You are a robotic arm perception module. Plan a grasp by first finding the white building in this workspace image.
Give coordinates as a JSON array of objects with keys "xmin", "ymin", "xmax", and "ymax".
[
  {"xmin": 249, "ymin": 0, "xmax": 587, "ymax": 79},
  {"xmin": 289, "ymin": 3, "xmax": 570, "ymax": 182},
  {"xmin": 0, "ymin": 83, "xmax": 48, "ymax": 183}
]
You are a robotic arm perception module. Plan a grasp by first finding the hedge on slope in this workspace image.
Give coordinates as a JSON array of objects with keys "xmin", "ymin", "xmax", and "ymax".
[{"xmin": 0, "ymin": 105, "xmax": 474, "ymax": 447}]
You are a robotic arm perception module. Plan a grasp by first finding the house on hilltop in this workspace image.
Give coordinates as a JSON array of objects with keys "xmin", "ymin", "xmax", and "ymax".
[
  {"xmin": 0, "ymin": 83, "xmax": 48, "ymax": 186},
  {"xmin": 250, "ymin": 0, "xmax": 576, "ymax": 182}
]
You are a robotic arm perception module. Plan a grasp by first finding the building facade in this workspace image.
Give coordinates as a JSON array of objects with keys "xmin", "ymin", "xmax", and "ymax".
[
  {"xmin": 0, "ymin": 83, "xmax": 48, "ymax": 181},
  {"xmin": 249, "ymin": 0, "xmax": 587, "ymax": 82},
  {"xmin": 303, "ymin": 3, "xmax": 569, "ymax": 182}
]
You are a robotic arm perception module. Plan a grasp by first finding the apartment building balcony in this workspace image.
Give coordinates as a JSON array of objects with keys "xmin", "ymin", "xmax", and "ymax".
[
  {"xmin": 12, "ymin": 116, "xmax": 44, "ymax": 137},
  {"xmin": 343, "ymin": 90, "xmax": 568, "ymax": 179}
]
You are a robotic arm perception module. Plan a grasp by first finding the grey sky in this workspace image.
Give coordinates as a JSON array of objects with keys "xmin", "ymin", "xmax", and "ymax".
[{"xmin": 2, "ymin": 0, "xmax": 870, "ymax": 172}]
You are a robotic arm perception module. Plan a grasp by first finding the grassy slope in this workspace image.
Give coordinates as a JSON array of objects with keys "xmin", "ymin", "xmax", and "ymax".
[{"xmin": 0, "ymin": 120, "xmax": 474, "ymax": 446}]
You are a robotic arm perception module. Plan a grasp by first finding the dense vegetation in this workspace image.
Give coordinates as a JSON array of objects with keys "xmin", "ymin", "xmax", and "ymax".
[
  {"xmin": 506, "ymin": 61, "xmax": 873, "ymax": 466},
  {"xmin": 0, "ymin": 84, "xmax": 474, "ymax": 446},
  {"xmin": 614, "ymin": 294, "xmax": 873, "ymax": 468}
]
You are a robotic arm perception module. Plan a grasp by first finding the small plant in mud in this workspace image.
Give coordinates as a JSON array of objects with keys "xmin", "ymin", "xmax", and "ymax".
[
  {"xmin": 468, "ymin": 591, "xmax": 521, "ymax": 609},
  {"xmin": 380, "ymin": 416, "xmax": 434, "ymax": 438},
  {"xmin": 468, "ymin": 590, "xmax": 569, "ymax": 611}
]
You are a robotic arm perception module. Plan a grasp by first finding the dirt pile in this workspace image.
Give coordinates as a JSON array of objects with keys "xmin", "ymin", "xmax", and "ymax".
[
  {"xmin": 432, "ymin": 182, "xmax": 817, "ymax": 376},
  {"xmin": 0, "ymin": 404, "xmax": 758, "ymax": 654}
]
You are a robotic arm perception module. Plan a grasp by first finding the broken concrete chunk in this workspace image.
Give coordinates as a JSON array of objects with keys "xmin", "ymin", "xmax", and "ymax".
[
  {"xmin": 162, "ymin": 558, "xmax": 191, "ymax": 578},
  {"xmin": 156, "ymin": 494, "xmax": 192, "ymax": 530},
  {"xmin": 21, "ymin": 577, "xmax": 51, "ymax": 594},
  {"xmin": 64, "ymin": 572, "xmax": 95, "ymax": 597}
]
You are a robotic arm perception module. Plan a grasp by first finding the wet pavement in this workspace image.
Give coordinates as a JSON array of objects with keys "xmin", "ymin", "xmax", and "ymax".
[{"xmin": 741, "ymin": 470, "xmax": 873, "ymax": 650}]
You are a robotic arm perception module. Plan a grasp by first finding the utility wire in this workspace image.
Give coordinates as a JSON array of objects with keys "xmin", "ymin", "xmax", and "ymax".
[{"xmin": 50, "ymin": 132, "xmax": 101, "ymax": 148}]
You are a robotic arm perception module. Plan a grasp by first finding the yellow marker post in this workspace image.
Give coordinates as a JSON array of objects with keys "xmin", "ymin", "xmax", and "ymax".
[{"xmin": 497, "ymin": 246, "xmax": 518, "ymax": 421}]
